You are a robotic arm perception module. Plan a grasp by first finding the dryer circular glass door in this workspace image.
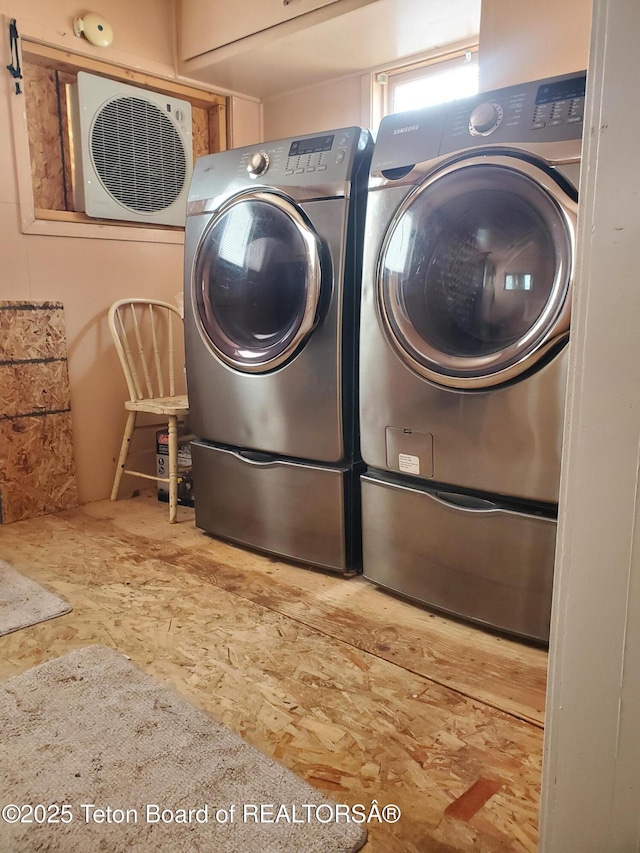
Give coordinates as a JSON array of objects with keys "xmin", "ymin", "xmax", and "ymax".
[
  {"xmin": 379, "ymin": 158, "xmax": 576, "ymax": 388},
  {"xmin": 194, "ymin": 191, "xmax": 321, "ymax": 372}
]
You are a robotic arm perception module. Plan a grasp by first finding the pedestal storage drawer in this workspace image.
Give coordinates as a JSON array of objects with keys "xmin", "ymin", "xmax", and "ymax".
[
  {"xmin": 192, "ymin": 440, "xmax": 360, "ymax": 573},
  {"xmin": 361, "ymin": 472, "xmax": 557, "ymax": 642}
]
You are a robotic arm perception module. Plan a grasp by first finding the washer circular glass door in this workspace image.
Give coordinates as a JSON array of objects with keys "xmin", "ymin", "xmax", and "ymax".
[
  {"xmin": 195, "ymin": 190, "xmax": 321, "ymax": 372},
  {"xmin": 380, "ymin": 159, "xmax": 576, "ymax": 388}
]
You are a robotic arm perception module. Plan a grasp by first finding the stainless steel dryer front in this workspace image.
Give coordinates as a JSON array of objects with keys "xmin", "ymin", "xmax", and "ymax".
[
  {"xmin": 184, "ymin": 128, "xmax": 372, "ymax": 572},
  {"xmin": 359, "ymin": 72, "xmax": 585, "ymax": 640}
]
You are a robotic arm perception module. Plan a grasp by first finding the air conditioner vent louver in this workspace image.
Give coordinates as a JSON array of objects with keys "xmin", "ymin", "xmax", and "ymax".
[
  {"xmin": 71, "ymin": 72, "xmax": 193, "ymax": 227},
  {"xmin": 91, "ymin": 96, "xmax": 188, "ymax": 214}
]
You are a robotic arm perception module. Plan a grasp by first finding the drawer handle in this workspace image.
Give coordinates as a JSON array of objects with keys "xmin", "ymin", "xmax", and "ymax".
[
  {"xmin": 236, "ymin": 450, "xmax": 279, "ymax": 468},
  {"xmin": 430, "ymin": 490, "xmax": 556, "ymax": 524},
  {"xmin": 432, "ymin": 491, "xmax": 500, "ymax": 514}
]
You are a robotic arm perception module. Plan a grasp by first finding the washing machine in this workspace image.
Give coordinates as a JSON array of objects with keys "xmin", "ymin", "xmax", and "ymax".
[
  {"xmin": 184, "ymin": 127, "xmax": 373, "ymax": 573},
  {"xmin": 359, "ymin": 71, "xmax": 586, "ymax": 641}
]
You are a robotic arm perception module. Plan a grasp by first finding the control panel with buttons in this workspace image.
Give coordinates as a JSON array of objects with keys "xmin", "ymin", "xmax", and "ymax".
[
  {"xmin": 233, "ymin": 129, "xmax": 359, "ymax": 186},
  {"xmin": 186, "ymin": 127, "xmax": 371, "ymax": 210},
  {"xmin": 372, "ymin": 72, "xmax": 586, "ymax": 175},
  {"xmin": 532, "ymin": 96, "xmax": 584, "ymax": 130},
  {"xmin": 439, "ymin": 72, "xmax": 586, "ymax": 156}
]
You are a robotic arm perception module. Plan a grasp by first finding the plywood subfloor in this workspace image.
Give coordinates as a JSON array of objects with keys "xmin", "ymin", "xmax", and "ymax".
[{"xmin": 0, "ymin": 494, "xmax": 547, "ymax": 852}]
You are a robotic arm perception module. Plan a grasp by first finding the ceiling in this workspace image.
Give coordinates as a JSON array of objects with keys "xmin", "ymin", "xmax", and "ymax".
[{"xmin": 179, "ymin": 0, "xmax": 481, "ymax": 100}]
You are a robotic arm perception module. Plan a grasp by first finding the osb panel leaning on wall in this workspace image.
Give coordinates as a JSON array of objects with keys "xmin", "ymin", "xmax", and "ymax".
[{"xmin": 0, "ymin": 302, "xmax": 78, "ymax": 524}]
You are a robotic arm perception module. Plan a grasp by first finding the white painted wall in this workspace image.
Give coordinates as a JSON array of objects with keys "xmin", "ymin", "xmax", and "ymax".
[
  {"xmin": 0, "ymin": 0, "xmax": 191, "ymax": 505},
  {"xmin": 263, "ymin": 75, "xmax": 363, "ymax": 140},
  {"xmin": 263, "ymin": 0, "xmax": 591, "ymax": 140},
  {"xmin": 478, "ymin": 0, "xmax": 591, "ymax": 92},
  {"xmin": 230, "ymin": 95, "xmax": 263, "ymax": 147},
  {"xmin": 540, "ymin": 0, "xmax": 640, "ymax": 848},
  {"xmin": 8, "ymin": 0, "xmax": 177, "ymax": 77}
]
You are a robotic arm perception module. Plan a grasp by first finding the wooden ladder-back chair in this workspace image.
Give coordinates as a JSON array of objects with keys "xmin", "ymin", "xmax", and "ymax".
[{"xmin": 108, "ymin": 298, "xmax": 189, "ymax": 523}]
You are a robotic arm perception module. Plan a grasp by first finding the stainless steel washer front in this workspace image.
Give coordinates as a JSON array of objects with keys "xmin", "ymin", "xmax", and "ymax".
[
  {"xmin": 359, "ymin": 71, "xmax": 586, "ymax": 639},
  {"xmin": 184, "ymin": 127, "xmax": 373, "ymax": 573}
]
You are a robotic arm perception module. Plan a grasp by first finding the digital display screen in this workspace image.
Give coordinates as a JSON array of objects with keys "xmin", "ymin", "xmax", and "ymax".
[
  {"xmin": 288, "ymin": 135, "xmax": 335, "ymax": 156},
  {"xmin": 535, "ymin": 75, "xmax": 586, "ymax": 105}
]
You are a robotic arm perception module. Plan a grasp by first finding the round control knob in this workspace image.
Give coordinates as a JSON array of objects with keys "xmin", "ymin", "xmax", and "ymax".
[
  {"xmin": 469, "ymin": 102, "xmax": 503, "ymax": 136},
  {"xmin": 247, "ymin": 152, "xmax": 269, "ymax": 176}
]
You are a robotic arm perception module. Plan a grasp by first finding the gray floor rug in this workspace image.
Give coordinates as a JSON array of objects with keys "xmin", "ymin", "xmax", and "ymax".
[
  {"xmin": 0, "ymin": 645, "xmax": 367, "ymax": 852},
  {"xmin": 0, "ymin": 560, "xmax": 71, "ymax": 636}
]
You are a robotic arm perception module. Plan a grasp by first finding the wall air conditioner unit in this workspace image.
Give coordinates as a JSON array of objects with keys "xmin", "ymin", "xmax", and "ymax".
[{"xmin": 70, "ymin": 71, "xmax": 193, "ymax": 227}]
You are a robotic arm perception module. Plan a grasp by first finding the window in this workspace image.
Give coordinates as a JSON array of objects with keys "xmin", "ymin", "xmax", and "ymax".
[{"xmin": 381, "ymin": 49, "xmax": 479, "ymax": 117}]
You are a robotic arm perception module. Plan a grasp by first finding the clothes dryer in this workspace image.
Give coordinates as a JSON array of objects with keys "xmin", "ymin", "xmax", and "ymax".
[
  {"xmin": 359, "ymin": 72, "xmax": 585, "ymax": 640},
  {"xmin": 184, "ymin": 128, "xmax": 372, "ymax": 572}
]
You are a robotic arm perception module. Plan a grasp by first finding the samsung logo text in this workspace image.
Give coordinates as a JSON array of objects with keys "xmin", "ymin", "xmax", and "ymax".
[{"xmin": 393, "ymin": 125, "xmax": 419, "ymax": 135}]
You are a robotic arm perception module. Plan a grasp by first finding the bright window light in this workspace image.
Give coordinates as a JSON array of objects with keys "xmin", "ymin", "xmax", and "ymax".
[{"xmin": 392, "ymin": 64, "xmax": 479, "ymax": 113}]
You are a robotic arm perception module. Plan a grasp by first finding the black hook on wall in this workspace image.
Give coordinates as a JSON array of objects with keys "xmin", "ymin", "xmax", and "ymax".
[{"xmin": 6, "ymin": 18, "xmax": 22, "ymax": 95}]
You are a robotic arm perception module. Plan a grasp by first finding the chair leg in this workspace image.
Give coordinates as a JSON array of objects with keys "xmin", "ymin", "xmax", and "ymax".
[
  {"xmin": 111, "ymin": 411, "xmax": 137, "ymax": 501},
  {"xmin": 168, "ymin": 415, "xmax": 179, "ymax": 523}
]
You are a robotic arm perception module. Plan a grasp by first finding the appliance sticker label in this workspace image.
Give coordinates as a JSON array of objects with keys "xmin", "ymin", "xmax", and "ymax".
[{"xmin": 398, "ymin": 453, "xmax": 420, "ymax": 475}]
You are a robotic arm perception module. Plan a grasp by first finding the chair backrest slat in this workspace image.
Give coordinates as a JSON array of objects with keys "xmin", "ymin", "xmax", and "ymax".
[
  {"xmin": 130, "ymin": 304, "xmax": 154, "ymax": 398},
  {"xmin": 167, "ymin": 309, "xmax": 175, "ymax": 397},
  {"xmin": 115, "ymin": 307, "xmax": 144, "ymax": 400},
  {"xmin": 147, "ymin": 303, "xmax": 165, "ymax": 398},
  {"xmin": 108, "ymin": 298, "xmax": 184, "ymax": 403}
]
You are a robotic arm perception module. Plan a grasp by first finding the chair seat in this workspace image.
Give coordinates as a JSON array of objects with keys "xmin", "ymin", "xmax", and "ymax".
[{"xmin": 125, "ymin": 394, "xmax": 189, "ymax": 416}]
